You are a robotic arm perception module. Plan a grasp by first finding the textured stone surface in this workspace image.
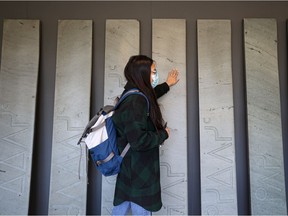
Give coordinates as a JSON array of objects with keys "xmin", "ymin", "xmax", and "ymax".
[
  {"xmin": 0, "ymin": 19, "xmax": 40, "ymax": 214},
  {"xmin": 244, "ymin": 18, "xmax": 287, "ymax": 215},
  {"xmin": 198, "ymin": 19, "xmax": 238, "ymax": 215},
  {"xmin": 48, "ymin": 20, "xmax": 92, "ymax": 215},
  {"xmin": 102, "ymin": 19, "xmax": 140, "ymax": 215},
  {"xmin": 152, "ymin": 19, "xmax": 187, "ymax": 215}
]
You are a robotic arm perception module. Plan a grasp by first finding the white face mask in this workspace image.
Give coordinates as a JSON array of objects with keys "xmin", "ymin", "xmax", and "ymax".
[{"xmin": 151, "ymin": 69, "xmax": 159, "ymax": 88}]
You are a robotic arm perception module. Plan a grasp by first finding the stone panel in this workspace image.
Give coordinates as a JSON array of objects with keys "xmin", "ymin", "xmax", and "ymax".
[
  {"xmin": 197, "ymin": 19, "xmax": 238, "ymax": 215},
  {"xmin": 244, "ymin": 18, "xmax": 287, "ymax": 215},
  {"xmin": 48, "ymin": 20, "xmax": 92, "ymax": 215},
  {"xmin": 152, "ymin": 19, "xmax": 187, "ymax": 215},
  {"xmin": 102, "ymin": 19, "xmax": 140, "ymax": 215},
  {"xmin": 0, "ymin": 19, "xmax": 40, "ymax": 214}
]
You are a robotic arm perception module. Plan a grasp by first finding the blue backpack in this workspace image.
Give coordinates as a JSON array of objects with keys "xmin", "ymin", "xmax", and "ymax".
[{"xmin": 77, "ymin": 89, "xmax": 149, "ymax": 176}]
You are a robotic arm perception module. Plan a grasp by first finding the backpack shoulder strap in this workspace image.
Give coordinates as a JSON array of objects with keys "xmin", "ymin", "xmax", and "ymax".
[{"xmin": 114, "ymin": 88, "xmax": 150, "ymax": 115}]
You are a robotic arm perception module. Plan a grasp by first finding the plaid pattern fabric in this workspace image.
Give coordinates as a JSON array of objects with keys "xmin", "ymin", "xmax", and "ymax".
[{"xmin": 112, "ymin": 82, "xmax": 169, "ymax": 212}]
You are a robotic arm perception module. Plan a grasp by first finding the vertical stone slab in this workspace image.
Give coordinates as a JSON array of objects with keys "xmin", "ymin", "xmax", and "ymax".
[
  {"xmin": 102, "ymin": 19, "xmax": 139, "ymax": 214},
  {"xmin": 152, "ymin": 19, "xmax": 187, "ymax": 215},
  {"xmin": 198, "ymin": 20, "xmax": 238, "ymax": 215},
  {"xmin": 48, "ymin": 20, "xmax": 92, "ymax": 215},
  {"xmin": 244, "ymin": 18, "xmax": 287, "ymax": 215},
  {"xmin": 0, "ymin": 19, "xmax": 39, "ymax": 214}
]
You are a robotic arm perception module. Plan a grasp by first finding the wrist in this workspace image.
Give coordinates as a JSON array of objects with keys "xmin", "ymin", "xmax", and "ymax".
[{"xmin": 165, "ymin": 81, "xmax": 172, "ymax": 87}]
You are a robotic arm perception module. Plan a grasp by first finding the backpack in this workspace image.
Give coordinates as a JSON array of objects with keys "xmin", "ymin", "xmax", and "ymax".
[{"xmin": 77, "ymin": 89, "xmax": 149, "ymax": 176}]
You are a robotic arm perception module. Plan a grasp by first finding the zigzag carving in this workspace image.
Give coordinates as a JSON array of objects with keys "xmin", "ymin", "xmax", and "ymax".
[
  {"xmin": 254, "ymin": 155, "xmax": 283, "ymax": 192},
  {"xmin": 51, "ymin": 116, "xmax": 88, "ymax": 205},
  {"xmin": 160, "ymin": 162, "xmax": 186, "ymax": 201},
  {"xmin": 0, "ymin": 110, "xmax": 28, "ymax": 195},
  {"xmin": 1, "ymin": 152, "xmax": 26, "ymax": 171},
  {"xmin": 0, "ymin": 175, "xmax": 25, "ymax": 195},
  {"xmin": 0, "ymin": 110, "xmax": 29, "ymax": 149},
  {"xmin": 56, "ymin": 181, "xmax": 83, "ymax": 202},
  {"xmin": 162, "ymin": 178, "xmax": 185, "ymax": 201},
  {"xmin": 57, "ymin": 132, "xmax": 84, "ymax": 151},
  {"xmin": 55, "ymin": 133, "xmax": 87, "ymax": 176},
  {"xmin": 207, "ymin": 166, "xmax": 233, "ymax": 188},
  {"xmin": 2, "ymin": 128, "xmax": 29, "ymax": 149},
  {"xmin": 207, "ymin": 142, "xmax": 233, "ymax": 163}
]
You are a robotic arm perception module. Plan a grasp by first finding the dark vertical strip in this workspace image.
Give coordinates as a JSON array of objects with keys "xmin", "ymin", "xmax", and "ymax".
[
  {"xmin": 86, "ymin": 162, "xmax": 102, "ymax": 215},
  {"xmin": 281, "ymin": 20, "xmax": 288, "ymax": 212},
  {"xmin": 233, "ymin": 19, "xmax": 251, "ymax": 215},
  {"xmin": 86, "ymin": 19, "xmax": 105, "ymax": 215},
  {"xmin": 29, "ymin": 16, "xmax": 58, "ymax": 215},
  {"xmin": 188, "ymin": 19, "xmax": 201, "ymax": 215}
]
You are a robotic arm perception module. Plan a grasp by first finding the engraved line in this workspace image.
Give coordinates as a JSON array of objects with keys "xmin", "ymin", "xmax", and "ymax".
[
  {"xmin": 0, "ymin": 152, "xmax": 26, "ymax": 171},
  {"xmin": 207, "ymin": 142, "xmax": 233, "ymax": 163},
  {"xmin": 0, "ymin": 111, "xmax": 30, "ymax": 127},
  {"xmin": 0, "ymin": 175, "xmax": 25, "ymax": 195},
  {"xmin": 254, "ymin": 155, "xmax": 282, "ymax": 192},
  {"xmin": 160, "ymin": 162, "xmax": 185, "ymax": 177},
  {"xmin": 207, "ymin": 166, "xmax": 233, "ymax": 188},
  {"xmin": 57, "ymin": 133, "xmax": 84, "ymax": 151},
  {"xmin": 204, "ymin": 126, "xmax": 232, "ymax": 141},
  {"xmin": 56, "ymin": 116, "xmax": 85, "ymax": 131},
  {"xmin": 162, "ymin": 178, "xmax": 185, "ymax": 201},
  {"xmin": 167, "ymin": 205, "xmax": 185, "ymax": 215},
  {"xmin": 2, "ymin": 128, "xmax": 29, "ymax": 149},
  {"xmin": 56, "ymin": 181, "xmax": 83, "ymax": 202},
  {"xmin": 206, "ymin": 188, "xmax": 234, "ymax": 203},
  {"xmin": 259, "ymin": 171, "xmax": 282, "ymax": 192},
  {"xmin": 254, "ymin": 155, "xmax": 281, "ymax": 169}
]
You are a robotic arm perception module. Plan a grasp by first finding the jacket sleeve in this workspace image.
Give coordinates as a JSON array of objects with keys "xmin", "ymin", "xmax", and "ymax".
[
  {"xmin": 154, "ymin": 82, "xmax": 170, "ymax": 98},
  {"xmin": 124, "ymin": 95, "xmax": 168, "ymax": 151}
]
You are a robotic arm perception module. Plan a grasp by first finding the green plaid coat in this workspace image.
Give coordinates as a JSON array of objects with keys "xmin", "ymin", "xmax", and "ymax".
[{"xmin": 112, "ymin": 82, "xmax": 170, "ymax": 211}]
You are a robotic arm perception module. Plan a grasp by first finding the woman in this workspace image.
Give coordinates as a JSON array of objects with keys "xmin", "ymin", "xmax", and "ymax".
[{"xmin": 112, "ymin": 55, "xmax": 179, "ymax": 215}]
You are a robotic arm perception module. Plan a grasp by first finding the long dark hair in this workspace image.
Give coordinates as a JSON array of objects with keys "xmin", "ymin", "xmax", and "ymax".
[{"xmin": 124, "ymin": 55, "xmax": 165, "ymax": 130}]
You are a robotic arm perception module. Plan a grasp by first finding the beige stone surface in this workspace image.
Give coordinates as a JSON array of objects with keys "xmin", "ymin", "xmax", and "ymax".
[
  {"xmin": 244, "ymin": 18, "xmax": 287, "ymax": 215},
  {"xmin": 48, "ymin": 20, "xmax": 92, "ymax": 215},
  {"xmin": 0, "ymin": 19, "xmax": 40, "ymax": 215},
  {"xmin": 198, "ymin": 19, "xmax": 238, "ymax": 215}
]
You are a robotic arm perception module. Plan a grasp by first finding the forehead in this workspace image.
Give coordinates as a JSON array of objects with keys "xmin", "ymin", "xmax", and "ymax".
[{"xmin": 151, "ymin": 62, "xmax": 156, "ymax": 69}]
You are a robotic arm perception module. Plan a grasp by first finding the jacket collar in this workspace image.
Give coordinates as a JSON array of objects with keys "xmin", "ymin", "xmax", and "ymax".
[{"xmin": 124, "ymin": 82, "xmax": 137, "ymax": 92}]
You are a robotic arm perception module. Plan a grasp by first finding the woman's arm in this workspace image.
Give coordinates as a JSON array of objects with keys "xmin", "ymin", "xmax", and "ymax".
[{"xmin": 154, "ymin": 69, "xmax": 179, "ymax": 98}]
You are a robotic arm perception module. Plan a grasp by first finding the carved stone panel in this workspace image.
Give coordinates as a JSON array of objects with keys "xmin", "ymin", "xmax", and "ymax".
[
  {"xmin": 244, "ymin": 18, "xmax": 287, "ymax": 215},
  {"xmin": 102, "ymin": 19, "xmax": 140, "ymax": 215},
  {"xmin": 197, "ymin": 19, "xmax": 238, "ymax": 215},
  {"xmin": 0, "ymin": 19, "xmax": 40, "ymax": 214},
  {"xmin": 48, "ymin": 20, "xmax": 92, "ymax": 215},
  {"xmin": 152, "ymin": 19, "xmax": 187, "ymax": 215}
]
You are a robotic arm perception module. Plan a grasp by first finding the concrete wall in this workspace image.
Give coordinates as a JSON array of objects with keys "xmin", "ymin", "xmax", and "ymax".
[{"xmin": 0, "ymin": 1, "xmax": 287, "ymax": 215}]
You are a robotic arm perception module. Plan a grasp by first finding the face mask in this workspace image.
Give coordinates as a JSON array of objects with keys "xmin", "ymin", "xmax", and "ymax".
[{"xmin": 151, "ymin": 70, "xmax": 159, "ymax": 88}]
